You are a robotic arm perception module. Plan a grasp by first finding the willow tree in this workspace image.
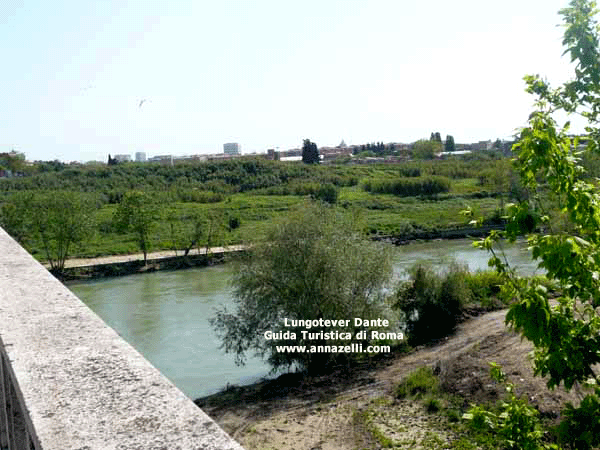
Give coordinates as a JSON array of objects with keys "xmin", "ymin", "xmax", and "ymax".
[{"xmin": 210, "ymin": 202, "xmax": 396, "ymax": 374}]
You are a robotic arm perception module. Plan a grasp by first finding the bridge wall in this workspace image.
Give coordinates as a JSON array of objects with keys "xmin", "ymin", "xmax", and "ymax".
[{"xmin": 0, "ymin": 228, "xmax": 243, "ymax": 449}]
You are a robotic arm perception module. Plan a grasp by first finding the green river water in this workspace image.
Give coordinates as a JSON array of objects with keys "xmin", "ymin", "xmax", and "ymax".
[{"xmin": 67, "ymin": 239, "xmax": 539, "ymax": 400}]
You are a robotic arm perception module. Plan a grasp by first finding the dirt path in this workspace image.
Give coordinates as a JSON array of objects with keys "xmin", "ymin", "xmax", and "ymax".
[
  {"xmin": 199, "ymin": 308, "xmax": 582, "ymax": 450},
  {"xmin": 58, "ymin": 245, "xmax": 245, "ymax": 269}
]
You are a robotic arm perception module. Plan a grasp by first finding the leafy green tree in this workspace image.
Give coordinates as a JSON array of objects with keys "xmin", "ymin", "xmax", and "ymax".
[
  {"xmin": 28, "ymin": 192, "xmax": 94, "ymax": 272},
  {"xmin": 476, "ymin": 1, "xmax": 600, "ymax": 447},
  {"xmin": 302, "ymin": 139, "xmax": 320, "ymax": 164},
  {"xmin": 210, "ymin": 202, "xmax": 395, "ymax": 373},
  {"xmin": 444, "ymin": 135, "xmax": 455, "ymax": 152},
  {"xmin": 412, "ymin": 139, "xmax": 441, "ymax": 159},
  {"xmin": 113, "ymin": 191, "xmax": 158, "ymax": 263},
  {"xmin": 0, "ymin": 151, "xmax": 26, "ymax": 174},
  {"xmin": 0, "ymin": 191, "xmax": 35, "ymax": 245},
  {"xmin": 203, "ymin": 209, "xmax": 226, "ymax": 257},
  {"xmin": 181, "ymin": 212, "xmax": 205, "ymax": 256},
  {"xmin": 166, "ymin": 210, "xmax": 226, "ymax": 258}
]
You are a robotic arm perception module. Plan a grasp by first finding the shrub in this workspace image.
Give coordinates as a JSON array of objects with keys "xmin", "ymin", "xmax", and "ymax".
[
  {"xmin": 395, "ymin": 366, "xmax": 439, "ymax": 399},
  {"xmin": 362, "ymin": 176, "xmax": 451, "ymax": 197},
  {"xmin": 176, "ymin": 189, "xmax": 223, "ymax": 203},
  {"xmin": 464, "ymin": 363, "xmax": 552, "ymax": 450},
  {"xmin": 557, "ymin": 390, "xmax": 600, "ymax": 450},
  {"xmin": 313, "ymin": 183, "xmax": 338, "ymax": 204},
  {"xmin": 395, "ymin": 264, "xmax": 469, "ymax": 345},
  {"xmin": 464, "ymin": 271, "xmax": 504, "ymax": 307},
  {"xmin": 228, "ymin": 215, "xmax": 241, "ymax": 231}
]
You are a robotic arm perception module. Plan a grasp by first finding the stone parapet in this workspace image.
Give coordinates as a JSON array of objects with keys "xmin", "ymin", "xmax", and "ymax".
[{"xmin": 0, "ymin": 228, "xmax": 244, "ymax": 449}]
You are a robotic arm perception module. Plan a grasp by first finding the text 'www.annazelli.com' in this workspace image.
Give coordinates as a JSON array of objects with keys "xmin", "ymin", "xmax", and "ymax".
[{"xmin": 275, "ymin": 344, "xmax": 391, "ymax": 354}]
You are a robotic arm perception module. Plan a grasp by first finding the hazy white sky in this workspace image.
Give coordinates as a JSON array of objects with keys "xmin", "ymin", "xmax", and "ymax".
[{"xmin": 1, "ymin": 0, "xmax": 582, "ymax": 162}]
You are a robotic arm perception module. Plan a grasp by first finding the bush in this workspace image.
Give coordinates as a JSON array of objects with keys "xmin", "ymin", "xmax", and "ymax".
[
  {"xmin": 228, "ymin": 215, "xmax": 241, "ymax": 231},
  {"xmin": 395, "ymin": 366, "xmax": 438, "ymax": 399},
  {"xmin": 362, "ymin": 176, "xmax": 451, "ymax": 197},
  {"xmin": 313, "ymin": 183, "xmax": 337, "ymax": 204},
  {"xmin": 464, "ymin": 363, "xmax": 552, "ymax": 450},
  {"xmin": 395, "ymin": 264, "xmax": 469, "ymax": 345},
  {"xmin": 176, "ymin": 189, "xmax": 223, "ymax": 203},
  {"xmin": 464, "ymin": 271, "xmax": 504, "ymax": 307},
  {"xmin": 557, "ymin": 390, "xmax": 600, "ymax": 450}
]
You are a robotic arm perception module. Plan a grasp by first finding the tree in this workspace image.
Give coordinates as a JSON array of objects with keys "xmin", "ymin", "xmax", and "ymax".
[
  {"xmin": 203, "ymin": 209, "xmax": 225, "ymax": 258},
  {"xmin": 23, "ymin": 192, "xmax": 94, "ymax": 273},
  {"xmin": 430, "ymin": 132, "xmax": 442, "ymax": 143},
  {"xmin": 0, "ymin": 191, "xmax": 34, "ymax": 245},
  {"xmin": 0, "ymin": 151, "xmax": 26, "ymax": 174},
  {"xmin": 476, "ymin": 1, "xmax": 600, "ymax": 447},
  {"xmin": 302, "ymin": 139, "xmax": 320, "ymax": 164},
  {"xmin": 210, "ymin": 202, "xmax": 395, "ymax": 373},
  {"xmin": 113, "ymin": 191, "xmax": 157, "ymax": 264},
  {"xmin": 412, "ymin": 139, "xmax": 441, "ymax": 159},
  {"xmin": 444, "ymin": 135, "xmax": 455, "ymax": 152}
]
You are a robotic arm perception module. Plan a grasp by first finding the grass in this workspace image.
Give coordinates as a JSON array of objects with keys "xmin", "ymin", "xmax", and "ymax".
[
  {"xmin": 25, "ymin": 190, "xmax": 503, "ymax": 260},
  {"xmin": 395, "ymin": 366, "xmax": 439, "ymax": 399},
  {"xmin": 4, "ymin": 160, "xmax": 512, "ymax": 260},
  {"xmin": 387, "ymin": 366, "xmax": 558, "ymax": 450},
  {"xmin": 352, "ymin": 408, "xmax": 397, "ymax": 448}
]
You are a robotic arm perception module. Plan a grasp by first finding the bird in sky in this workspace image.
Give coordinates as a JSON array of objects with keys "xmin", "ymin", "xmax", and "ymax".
[{"xmin": 138, "ymin": 99, "xmax": 147, "ymax": 108}]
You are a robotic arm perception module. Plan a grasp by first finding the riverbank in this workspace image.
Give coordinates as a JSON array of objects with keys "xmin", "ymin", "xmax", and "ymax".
[
  {"xmin": 54, "ymin": 245, "xmax": 245, "ymax": 280},
  {"xmin": 196, "ymin": 307, "xmax": 576, "ymax": 450},
  {"xmin": 373, "ymin": 223, "xmax": 504, "ymax": 245},
  {"xmin": 56, "ymin": 224, "xmax": 504, "ymax": 281}
]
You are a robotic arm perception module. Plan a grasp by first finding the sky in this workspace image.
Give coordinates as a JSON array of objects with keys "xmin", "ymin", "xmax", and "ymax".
[{"xmin": 0, "ymin": 0, "xmax": 584, "ymax": 162}]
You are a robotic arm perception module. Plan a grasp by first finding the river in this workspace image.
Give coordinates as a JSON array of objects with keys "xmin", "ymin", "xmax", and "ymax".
[{"xmin": 67, "ymin": 238, "xmax": 539, "ymax": 399}]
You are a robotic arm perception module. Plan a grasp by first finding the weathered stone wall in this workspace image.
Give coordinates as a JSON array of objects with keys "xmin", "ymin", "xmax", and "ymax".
[{"xmin": 0, "ymin": 228, "xmax": 244, "ymax": 449}]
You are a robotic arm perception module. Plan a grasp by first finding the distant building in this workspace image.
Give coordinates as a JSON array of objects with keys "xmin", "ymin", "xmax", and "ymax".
[
  {"xmin": 319, "ymin": 146, "xmax": 352, "ymax": 162},
  {"xmin": 476, "ymin": 140, "xmax": 493, "ymax": 151},
  {"xmin": 223, "ymin": 143, "xmax": 241, "ymax": 155},
  {"xmin": 279, "ymin": 155, "xmax": 303, "ymax": 162},
  {"xmin": 266, "ymin": 149, "xmax": 280, "ymax": 160},
  {"xmin": 148, "ymin": 155, "xmax": 174, "ymax": 165},
  {"xmin": 114, "ymin": 154, "xmax": 132, "ymax": 163},
  {"xmin": 440, "ymin": 150, "xmax": 472, "ymax": 156},
  {"xmin": 135, "ymin": 152, "xmax": 147, "ymax": 162}
]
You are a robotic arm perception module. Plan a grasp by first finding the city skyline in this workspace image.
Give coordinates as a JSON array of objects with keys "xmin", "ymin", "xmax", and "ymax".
[{"xmin": 2, "ymin": 0, "xmax": 581, "ymax": 162}]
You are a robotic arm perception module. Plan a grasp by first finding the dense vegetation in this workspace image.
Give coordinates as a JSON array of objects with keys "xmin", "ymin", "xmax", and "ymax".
[
  {"xmin": 463, "ymin": 1, "xmax": 600, "ymax": 448},
  {"xmin": 0, "ymin": 152, "xmax": 516, "ymax": 264}
]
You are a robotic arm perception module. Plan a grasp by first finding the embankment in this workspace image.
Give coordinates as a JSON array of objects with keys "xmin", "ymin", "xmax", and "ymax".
[{"xmin": 54, "ymin": 246, "xmax": 246, "ymax": 280}]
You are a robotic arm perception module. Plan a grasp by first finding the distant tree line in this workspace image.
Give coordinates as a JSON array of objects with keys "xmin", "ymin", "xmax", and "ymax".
[{"xmin": 352, "ymin": 142, "xmax": 394, "ymax": 156}]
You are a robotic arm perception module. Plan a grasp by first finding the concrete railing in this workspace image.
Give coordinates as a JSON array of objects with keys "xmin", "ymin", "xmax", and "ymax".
[{"xmin": 0, "ymin": 228, "xmax": 244, "ymax": 449}]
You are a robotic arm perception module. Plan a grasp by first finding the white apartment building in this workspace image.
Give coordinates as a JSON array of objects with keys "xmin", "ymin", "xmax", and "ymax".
[{"xmin": 223, "ymin": 143, "xmax": 241, "ymax": 155}]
